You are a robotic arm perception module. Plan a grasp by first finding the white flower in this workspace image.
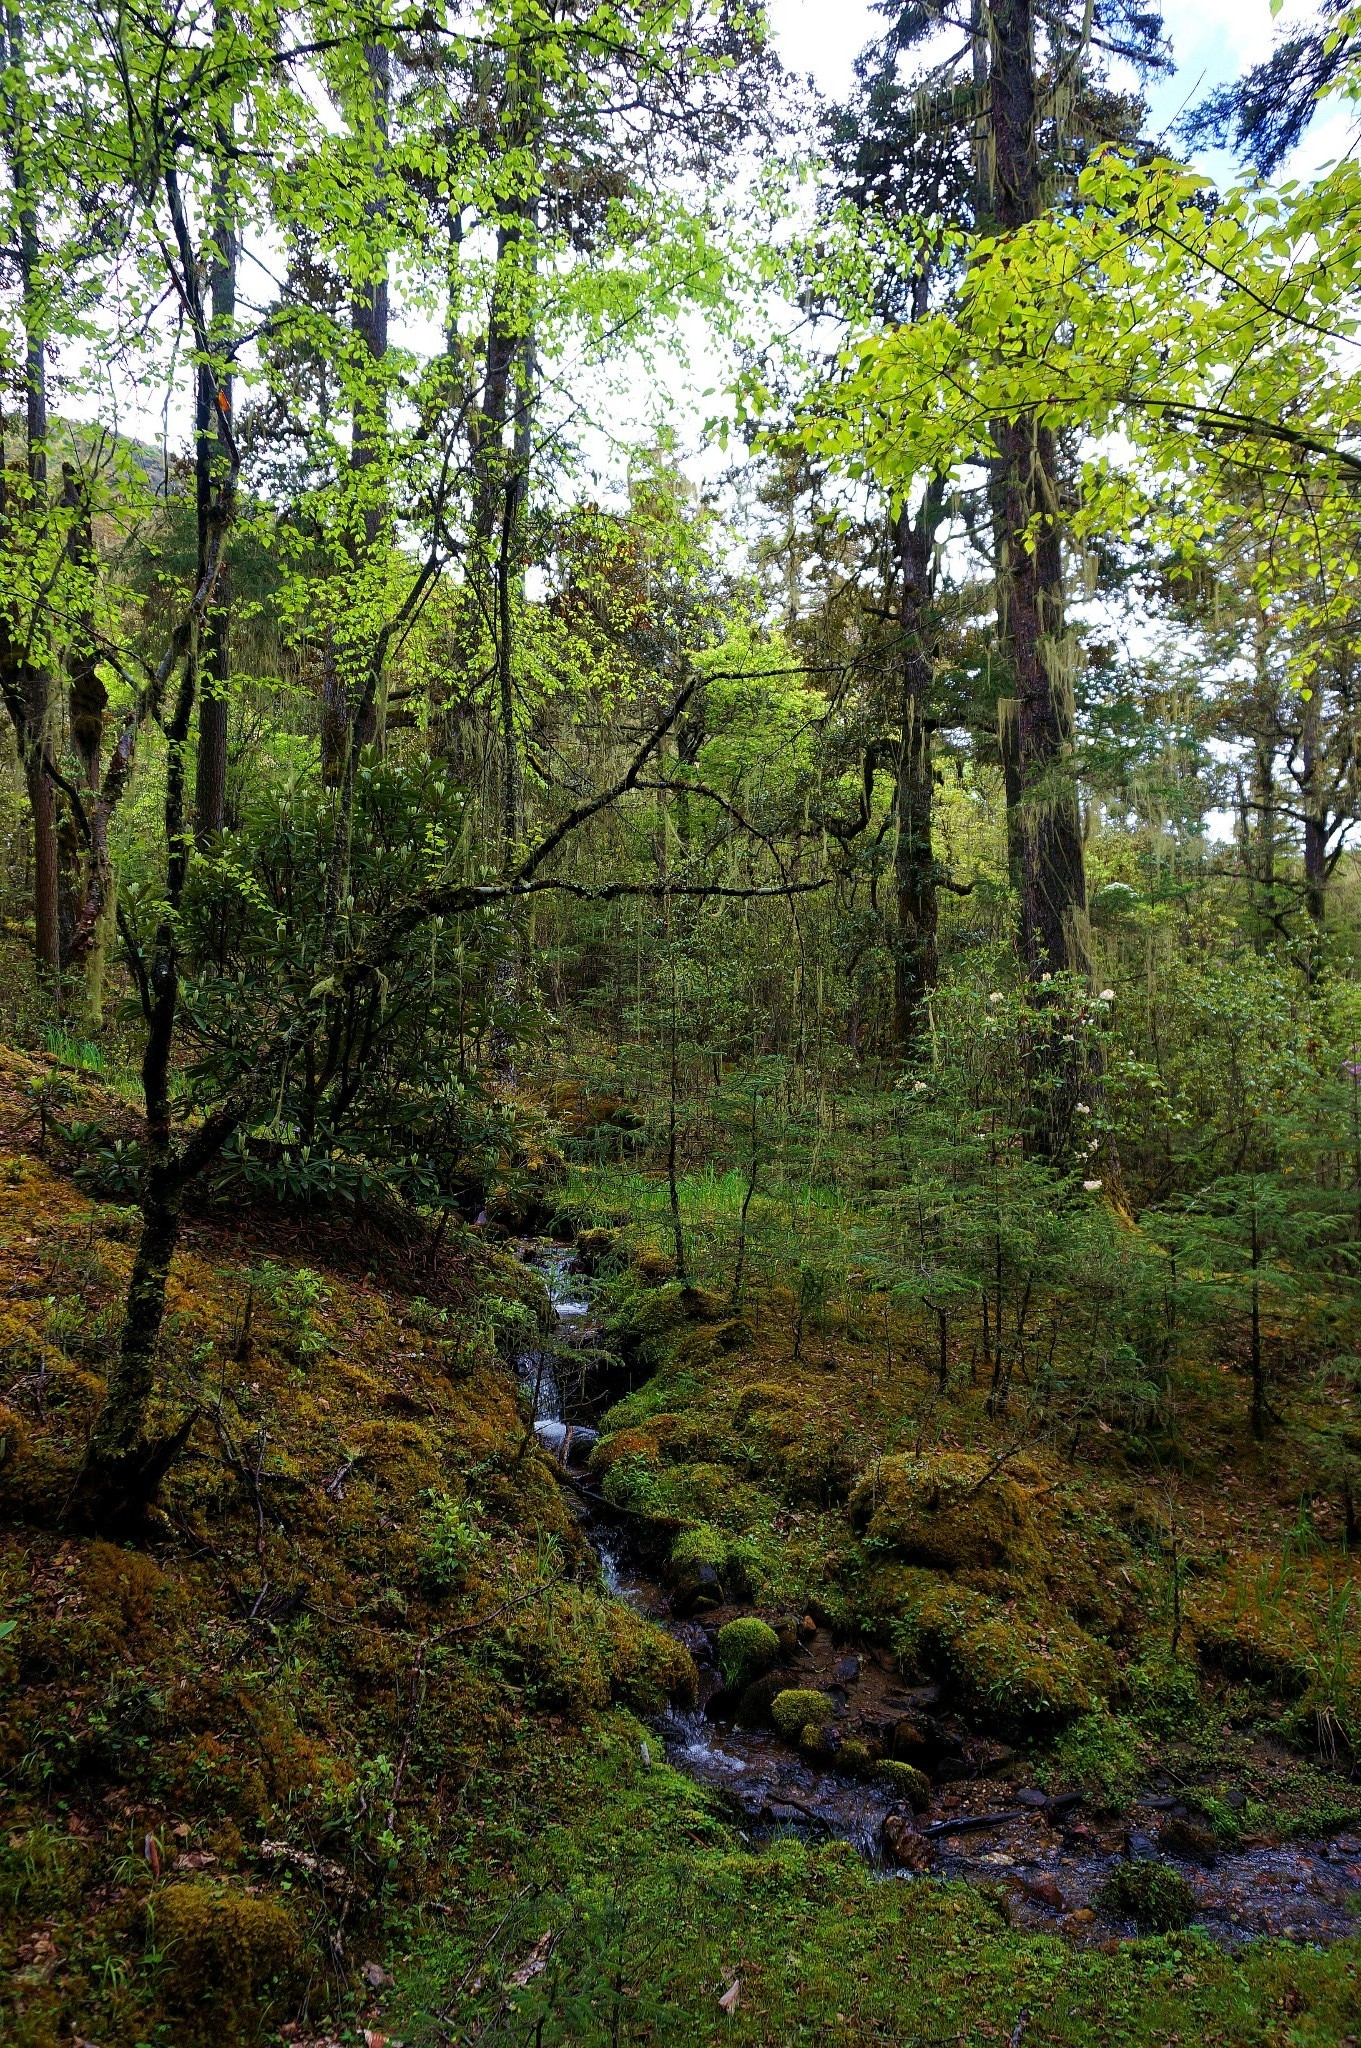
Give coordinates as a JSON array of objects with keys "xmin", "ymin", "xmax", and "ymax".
[
  {"xmin": 913, "ymin": 1080, "xmax": 929, "ymax": 1093},
  {"xmin": 1098, "ymin": 988, "xmax": 1115, "ymax": 1001},
  {"xmin": 1083, "ymin": 1179, "xmax": 1103, "ymax": 1192},
  {"xmin": 1075, "ymin": 1102, "xmax": 1091, "ymax": 1116},
  {"xmin": 1088, "ymin": 1139, "xmax": 1100, "ymax": 1153},
  {"xmin": 1041, "ymin": 972, "xmax": 1053, "ymax": 983},
  {"xmin": 1061, "ymin": 1033, "xmax": 1075, "ymax": 1042},
  {"xmin": 988, "ymin": 991, "xmax": 1004, "ymax": 1003}
]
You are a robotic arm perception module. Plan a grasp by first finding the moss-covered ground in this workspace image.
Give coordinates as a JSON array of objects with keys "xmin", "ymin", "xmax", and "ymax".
[{"xmin": 2, "ymin": 1062, "xmax": 1361, "ymax": 2045}]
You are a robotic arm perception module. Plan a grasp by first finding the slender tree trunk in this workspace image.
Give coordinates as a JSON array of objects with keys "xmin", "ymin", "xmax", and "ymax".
[
  {"xmin": 61, "ymin": 462, "xmax": 113, "ymax": 1030},
  {"xmin": 1299, "ymin": 675, "xmax": 1327, "ymax": 929},
  {"xmin": 2, "ymin": 0, "xmax": 59, "ymax": 987},
  {"xmin": 195, "ymin": 112, "xmax": 237, "ymax": 845},
  {"xmin": 892, "ymin": 485, "xmax": 943, "ymax": 1044},
  {"xmin": 321, "ymin": 37, "xmax": 389, "ymax": 791}
]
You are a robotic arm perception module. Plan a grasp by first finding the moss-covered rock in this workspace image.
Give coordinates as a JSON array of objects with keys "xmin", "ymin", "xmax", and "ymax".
[
  {"xmin": 849, "ymin": 1454, "xmax": 1036, "ymax": 1573},
  {"xmin": 716, "ymin": 1617, "xmax": 780, "ymax": 1687},
  {"xmin": 864, "ymin": 1567, "xmax": 1114, "ymax": 1729},
  {"xmin": 771, "ymin": 1688, "xmax": 834, "ymax": 1740},
  {"xmin": 872, "ymin": 1759, "xmax": 932, "ymax": 1808}
]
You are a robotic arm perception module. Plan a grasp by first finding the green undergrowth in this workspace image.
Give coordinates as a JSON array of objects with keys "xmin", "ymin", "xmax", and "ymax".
[{"xmin": 391, "ymin": 1719, "xmax": 1361, "ymax": 2046}]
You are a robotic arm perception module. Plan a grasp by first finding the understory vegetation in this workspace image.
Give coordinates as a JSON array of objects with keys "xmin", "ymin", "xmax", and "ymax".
[{"xmin": 5, "ymin": 0, "xmax": 1361, "ymax": 2040}]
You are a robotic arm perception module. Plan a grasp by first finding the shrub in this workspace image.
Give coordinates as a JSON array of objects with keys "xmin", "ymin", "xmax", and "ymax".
[{"xmin": 417, "ymin": 1492, "xmax": 482, "ymax": 1597}]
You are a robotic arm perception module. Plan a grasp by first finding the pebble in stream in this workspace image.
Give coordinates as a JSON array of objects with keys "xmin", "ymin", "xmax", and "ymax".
[{"xmin": 517, "ymin": 1240, "xmax": 1361, "ymax": 1949}]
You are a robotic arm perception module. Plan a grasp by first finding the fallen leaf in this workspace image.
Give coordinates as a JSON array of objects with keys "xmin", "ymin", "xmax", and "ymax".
[
  {"xmin": 143, "ymin": 1833, "xmax": 160, "ymax": 1878},
  {"xmin": 362, "ymin": 1960, "xmax": 394, "ymax": 1990},
  {"xmin": 718, "ymin": 1979, "xmax": 740, "ymax": 2014}
]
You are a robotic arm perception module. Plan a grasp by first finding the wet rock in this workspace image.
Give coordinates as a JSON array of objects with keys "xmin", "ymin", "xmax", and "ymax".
[
  {"xmin": 1045, "ymin": 1791, "xmax": 1084, "ymax": 1824},
  {"xmin": 833, "ymin": 1655, "xmax": 861, "ymax": 1685},
  {"xmin": 1158, "ymin": 1814, "xmax": 1218, "ymax": 1867},
  {"xmin": 1224, "ymin": 1788, "xmax": 1247, "ymax": 1810},
  {"xmin": 1017, "ymin": 1787, "xmax": 1048, "ymax": 1809},
  {"xmin": 882, "ymin": 1813, "xmax": 933, "ymax": 1870},
  {"xmin": 673, "ymin": 1562, "xmax": 723, "ymax": 1615},
  {"xmin": 735, "ymin": 1672, "xmax": 788, "ymax": 1729},
  {"xmin": 966, "ymin": 1738, "xmax": 1016, "ymax": 1777},
  {"xmin": 888, "ymin": 1718, "xmax": 929, "ymax": 1760},
  {"xmin": 534, "ymin": 1419, "xmax": 598, "ymax": 1464},
  {"xmin": 1022, "ymin": 1874, "xmax": 1065, "ymax": 1910},
  {"xmin": 1126, "ymin": 1830, "xmax": 1160, "ymax": 1863}
]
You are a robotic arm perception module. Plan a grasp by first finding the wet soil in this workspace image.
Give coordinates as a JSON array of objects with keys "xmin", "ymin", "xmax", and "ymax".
[{"xmin": 516, "ymin": 1241, "xmax": 1361, "ymax": 1950}]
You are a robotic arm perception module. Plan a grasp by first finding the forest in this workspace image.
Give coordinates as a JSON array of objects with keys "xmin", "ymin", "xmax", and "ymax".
[{"xmin": 4, "ymin": 0, "xmax": 1361, "ymax": 2040}]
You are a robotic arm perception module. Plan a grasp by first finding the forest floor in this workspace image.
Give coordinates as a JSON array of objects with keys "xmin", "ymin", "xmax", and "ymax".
[{"xmin": 2, "ymin": 1051, "xmax": 1361, "ymax": 2046}]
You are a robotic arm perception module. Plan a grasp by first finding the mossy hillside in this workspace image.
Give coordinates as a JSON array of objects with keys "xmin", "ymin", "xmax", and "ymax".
[
  {"xmin": 388, "ymin": 1716, "xmax": 1361, "ymax": 2048},
  {"xmin": 0, "ymin": 1146, "xmax": 693, "ymax": 2048}
]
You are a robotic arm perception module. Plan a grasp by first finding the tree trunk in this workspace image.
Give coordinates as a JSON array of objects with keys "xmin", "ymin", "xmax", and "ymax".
[
  {"xmin": 2, "ymin": 0, "xmax": 59, "ymax": 988},
  {"xmin": 892, "ymin": 487, "xmax": 943, "ymax": 1044},
  {"xmin": 1300, "ymin": 677, "xmax": 1326, "ymax": 926},
  {"xmin": 321, "ymin": 37, "xmax": 389, "ymax": 790},
  {"xmin": 988, "ymin": 0, "xmax": 1090, "ymax": 986},
  {"xmin": 195, "ymin": 119, "xmax": 237, "ymax": 845}
]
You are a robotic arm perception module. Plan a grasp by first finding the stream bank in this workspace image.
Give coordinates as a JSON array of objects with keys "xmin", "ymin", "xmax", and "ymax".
[{"xmin": 515, "ymin": 1238, "xmax": 1361, "ymax": 1951}]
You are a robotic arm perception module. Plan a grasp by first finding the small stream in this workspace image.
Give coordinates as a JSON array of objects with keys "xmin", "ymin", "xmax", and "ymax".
[{"xmin": 515, "ymin": 1241, "xmax": 1361, "ymax": 1949}]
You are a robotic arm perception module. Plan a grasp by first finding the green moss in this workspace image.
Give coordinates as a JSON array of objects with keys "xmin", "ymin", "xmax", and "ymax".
[
  {"xmin": 1126, "ymin": 1653, "xmax": 1207, "ymax": 1738},
  {"xmin": 1093, "ymin": 1861, "xmax": 1198, "ymax": 1933},
  {"xmin": 849, "ymin": 1454, "xmax": 1037, "ymax": 1573},
  {"xmin": 485, "ymin": 1586, "xmax": 697, "ymax": 1718},
  {"xmin": 872, "ymin": 1759, "xmax": 932, "ymax": 1807},
  {"xmin": 153, "ymin": 1883, "xmax": 302, "ymax": 2029},
  {"xmin": 716, "ymin": 1617, "xmax": 780, "ymax": 1687},
  {"xmin": 771, "ymin": 1688, "xmax": 833, "ymax": 1740},
  {"xmin": 869, "ymin": 1567, "xmax": 1114, "ymax": 1728}
]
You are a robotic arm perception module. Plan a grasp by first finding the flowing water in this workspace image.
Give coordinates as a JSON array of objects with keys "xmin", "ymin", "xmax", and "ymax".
[{"xmin": 515, "ymin": 1240, "xmax": 1361, "ymax": 1948}]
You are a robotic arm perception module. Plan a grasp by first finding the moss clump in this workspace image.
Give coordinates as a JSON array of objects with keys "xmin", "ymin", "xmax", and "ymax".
[
  {"xmin": 576, "ymin": 1226, "xmax": 622, "ymax": 1272},
  {"xmin": 849, "ymin": 1454, "xmax": 1035, "ymax": 1573},
  {"xmin": 1094, "ymin": 1861, "xmax": 1197, "ymax": 1933},
  {"xmin": 872, "ymin": 1759, "xmax": 932, "ymax": 1808},
  {"xmin": 868, "ymin": 1568, "xmax": 1113, "ymax": 1729},
  {"xmin": 771, "ymin": 1688, "xmax": 833, "ymax": 1740},
  {"xmin": 154, "ymin": 1883, "xmax": 301, "ymax": 2028},
  {"xmin": 732, "ymin": 1380, "xmax": 802, "ymax": 1428},
  {"xmin": 717, "ymin": 1617, "xmax": 780, "ymax": 1687}
]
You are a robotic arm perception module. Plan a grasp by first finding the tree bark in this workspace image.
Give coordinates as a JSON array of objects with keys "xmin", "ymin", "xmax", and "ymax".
[
  {"xmin": 988, "ymin": 0, "xmax": 1090, "ymax": 985},
  {"xmin": 2, "ymin": 0, "xmax": 59, "ymax": 987},
  {"xmin": 195, "ymin": 118, "xmax": 237, "ymax": 845},
  {"xmin": 892, "ymin": 484, "xmax": 943, "ymax": 1044},
  {"xmin": 1300, "ymin": 673, "xmax": 1326, "ymax": 926}
]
